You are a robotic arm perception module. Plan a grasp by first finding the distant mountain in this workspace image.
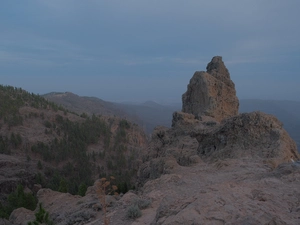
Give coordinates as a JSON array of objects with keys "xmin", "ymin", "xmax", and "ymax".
[
  {"xmin": 44, "ymin": 93, "xmax": 180, "ymax": 135},
  {"xmin": 116, "ymin": 101, "xmax": 180, "ymax": 134},
  {"xmin": 43, "ymin": 92, "xmax": 127, "ymax": 118},
  {"xmin": 141, "ymin": 101, "xmax": 168, "ymax": 108}
]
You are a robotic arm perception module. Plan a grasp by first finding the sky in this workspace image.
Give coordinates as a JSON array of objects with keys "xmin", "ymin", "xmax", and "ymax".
[{"xmin": 1, "ymin": 0, "xmax": 300, "ymax": 103}]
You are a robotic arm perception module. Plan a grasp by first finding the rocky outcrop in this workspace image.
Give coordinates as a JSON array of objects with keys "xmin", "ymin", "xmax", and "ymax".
[
  {"xmin": 137, "ymin": 111, "xmax": 213, "ymax": 186},
  {"xmin": 196, "ymin": 111, "xmax": 299, "ymax": 166},
  {"xmin": 138, "ymin": 110, "xmax": 300, "ymax": 187},
  {"xmin": 133, "ymin": 57, "xmax": 300, "ymax": 224},
  {"xmin": 137, "ymin": 122, "xmax": 199, "ymax": 187},
  {"xmin": 182, "ymin": 56, "xmax": 239, "ymax": 122}
]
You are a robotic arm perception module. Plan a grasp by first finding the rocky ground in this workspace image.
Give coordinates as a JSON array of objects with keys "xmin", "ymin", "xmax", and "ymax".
[
  {"xmin": 138, "ymin": 158, "xmax": 300, "ymax": 225},
  {"xmin": 5, "ymin": 156, "xmax": 300, "ymax": 225}
]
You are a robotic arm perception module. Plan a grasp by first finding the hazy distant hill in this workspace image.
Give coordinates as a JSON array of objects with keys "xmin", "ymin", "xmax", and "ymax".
[
  {"xmin": 43, "ymin": 92, "xmax": 127, "ymax": 118},
  {"xmin": 116, "ymin": 101, "xmax": 178, "ymax": 134},
  {"xmin": 44, "ymin": 93, "xmax": 178, "ymax": 135}
]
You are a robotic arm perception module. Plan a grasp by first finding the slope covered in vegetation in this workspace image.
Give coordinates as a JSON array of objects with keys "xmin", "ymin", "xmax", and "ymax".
[{"xmin": 0, "ymin": 85, "xmax": 147, "ymax": 219}]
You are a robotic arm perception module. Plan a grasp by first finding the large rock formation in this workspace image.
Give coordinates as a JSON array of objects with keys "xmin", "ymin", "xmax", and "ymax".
[
  {"xmin": 182, "ymin": 56, "xmax": 239, "ymax": 122},
  {"xmin": 138, "ymin": 56, "xmax": 299, "ymax": 186}
]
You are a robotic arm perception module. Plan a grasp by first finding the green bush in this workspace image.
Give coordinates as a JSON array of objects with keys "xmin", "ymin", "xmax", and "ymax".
[
  {"xmin": 8, "ymin": 185, "xmax": 37, "ymax": 210},
  {"xmin": 0, "ymin": 184, "xmax": 37, "ymax": 219},
  {"xmin": 27, "ymin": 203, "xmax": 53, "ymax": 225},
  {"xmin": 119, "ymin": 119, "xmax": 130, "ymax": 129},
  {"xmin": 77, "ymin": 183, "xmax": 87, "ymax": 196}
]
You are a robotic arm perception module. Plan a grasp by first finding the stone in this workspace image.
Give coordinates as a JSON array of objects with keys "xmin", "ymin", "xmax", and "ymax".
[{"xmin": 182, "ymin": 56, "xmax": 239, "ymax": 122}]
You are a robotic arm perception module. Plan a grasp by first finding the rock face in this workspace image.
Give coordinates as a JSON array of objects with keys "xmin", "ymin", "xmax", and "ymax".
[
  {"xmin": 182, "ymin": 56, "xmax": 239, "ymax": 122},
  {"xmin": 196, "ymin": 111, "xmax": 299, "ymax": 166}
]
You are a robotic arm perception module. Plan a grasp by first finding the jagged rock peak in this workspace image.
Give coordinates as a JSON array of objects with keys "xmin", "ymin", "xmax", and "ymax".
[
  {"xmin": 206, "ymin": 56, "xmax": 228, "ymax": 75},
  {"xmin": 206, "ymin": 56, "xmax": 231, "ymax": 85},
  {"xmin": 182, "ymin": 56, "xmax": 239, "ymax": 122}
]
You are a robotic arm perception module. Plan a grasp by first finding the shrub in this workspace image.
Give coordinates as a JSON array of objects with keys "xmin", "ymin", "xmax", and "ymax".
[
  {"xmin": 77, "ymin": 183, "xmax": 87, "ymax": 197},
  {"xmin": 125, "ymin": 197, "xmax": 151, "ymax": 220},
  {"xmin": 135, "ymin": 198, "xmax": 151, "ymax": 210},
  {"xmin": 126, "ymin": 204, "xmax": 141, "ymax": 219},
  {"xmin": 27, "ymin": 203, "xmax": 53, "ymax": 225}
]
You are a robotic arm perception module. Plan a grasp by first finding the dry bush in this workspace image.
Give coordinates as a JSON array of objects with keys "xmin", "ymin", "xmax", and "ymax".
[{"xmin": 96, "ymin": 176, "xmax": 118, "ymax": 225}]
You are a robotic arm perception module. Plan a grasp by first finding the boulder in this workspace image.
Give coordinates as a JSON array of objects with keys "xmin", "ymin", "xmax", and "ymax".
[{"xmin": 9, "ymin": 208, "xmax": 34, "ymax": 225}]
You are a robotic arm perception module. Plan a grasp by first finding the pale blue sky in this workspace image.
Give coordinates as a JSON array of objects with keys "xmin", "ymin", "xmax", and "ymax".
[{"xmin": 1, "ymin": 0, "xmax": 300, "ymax": 103}]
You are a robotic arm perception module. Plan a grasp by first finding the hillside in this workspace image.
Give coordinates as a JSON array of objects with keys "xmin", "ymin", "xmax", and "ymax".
[
  {"xmin": 0, "ymin": 85, "xmax": 148, "ymax": 219},
  {"xmin": 43, "ymin": 92, "xmax": 128, "ymax": 118},
  {"xmin": 43, "ymin": 93, "xmax": 176, "ymax": 135}
]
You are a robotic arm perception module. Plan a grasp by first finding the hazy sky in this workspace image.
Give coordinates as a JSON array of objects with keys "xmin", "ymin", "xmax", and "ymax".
[{"xmin": 1, "ymin": 1, "xmax": 300, "ymax": 103}]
